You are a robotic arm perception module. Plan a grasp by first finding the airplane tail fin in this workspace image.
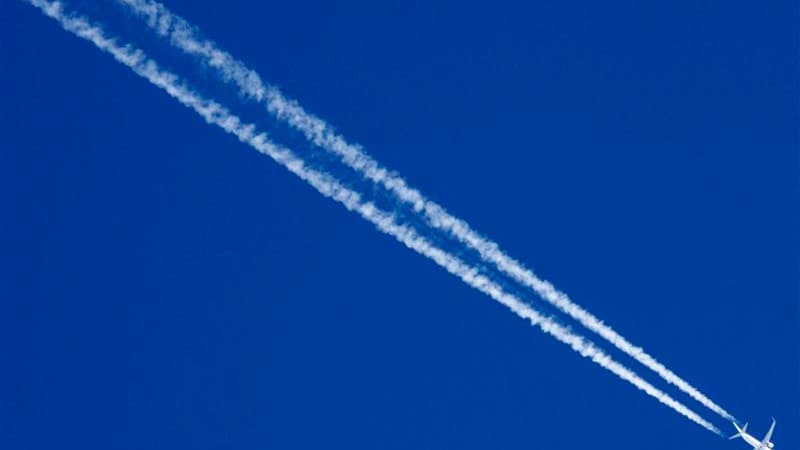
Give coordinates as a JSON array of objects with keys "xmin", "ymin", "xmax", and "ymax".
[{"xmin": 729, "ymin": 422, "xmax": 748, "ymax": 440}]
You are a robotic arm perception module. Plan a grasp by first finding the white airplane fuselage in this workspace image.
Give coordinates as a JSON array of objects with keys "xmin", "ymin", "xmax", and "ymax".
[{"xmin": 739, "ymin": 432, "xmax": 763, "ymax": 449}]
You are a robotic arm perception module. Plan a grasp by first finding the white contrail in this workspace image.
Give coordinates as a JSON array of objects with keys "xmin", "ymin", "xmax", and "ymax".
[
  {"xmin": 113, "ymin": 0, "xmax": 735, "ymax": 422},
  {"xmin": 24, "ymin": 0, "xmax": 723, "ymax": 435}
]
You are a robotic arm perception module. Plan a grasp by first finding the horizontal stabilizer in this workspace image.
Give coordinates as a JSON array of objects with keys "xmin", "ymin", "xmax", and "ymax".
[{"xmin": 729, "ymin": 422, "xmax": 748, "ymax": 440}]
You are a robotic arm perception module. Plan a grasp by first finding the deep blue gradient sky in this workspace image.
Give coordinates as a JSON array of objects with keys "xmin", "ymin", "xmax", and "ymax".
[{"xmin": 1, "ymin": 1, "xmax": 798, "ymax": 449}]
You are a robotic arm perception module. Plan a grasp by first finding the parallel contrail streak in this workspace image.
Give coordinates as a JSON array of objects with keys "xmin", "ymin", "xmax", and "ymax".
[
  {"xmin": 24, "ymin": 0, "xmax": 722, "ymax": 435},
  {"xmin": 114, "ymin": 0, "xmax": 735, "ymax": 422}
]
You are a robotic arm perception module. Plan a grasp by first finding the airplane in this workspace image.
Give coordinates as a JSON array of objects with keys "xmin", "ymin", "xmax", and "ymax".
[{"xmin": 729, "ymin": 418, "xmax": 776, "ymax": 449}]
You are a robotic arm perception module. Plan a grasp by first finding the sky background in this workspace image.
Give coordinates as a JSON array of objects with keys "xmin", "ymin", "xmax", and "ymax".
[{"xmin": 1, "ymin": 1, "xmax": 798, "ymax": 449}]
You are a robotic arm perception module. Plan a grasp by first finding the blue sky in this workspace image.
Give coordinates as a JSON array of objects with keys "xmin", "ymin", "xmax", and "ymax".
[{"xmin": 1, "ymin": 1, "xmax": 798, "ymax": 449}]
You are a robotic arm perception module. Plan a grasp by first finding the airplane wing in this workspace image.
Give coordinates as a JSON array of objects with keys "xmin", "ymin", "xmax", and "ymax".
[{"xmin": 760, "ymin": 418, "xmax": 776, "ymax": 447}]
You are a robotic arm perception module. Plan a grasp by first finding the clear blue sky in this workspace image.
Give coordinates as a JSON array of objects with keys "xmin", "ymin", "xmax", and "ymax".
[{"xmin": 1, "ymin": 1, "xmax": 798, "ymax": 449}]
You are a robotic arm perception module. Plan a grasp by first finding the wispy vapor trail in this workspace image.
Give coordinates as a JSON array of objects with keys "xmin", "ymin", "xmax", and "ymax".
[
  {"xmin": 113, "ymin": 0, "xmax": 735, "ymax": 422},
  {"xmin": 24, "ymin": 0, "xmax": 723, "ymax": 435}
]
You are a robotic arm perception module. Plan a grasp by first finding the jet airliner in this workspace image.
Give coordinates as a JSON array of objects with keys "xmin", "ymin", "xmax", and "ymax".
[{"xmin": 729, "ymin": 419, "xmax": 776, "ymax": 449}]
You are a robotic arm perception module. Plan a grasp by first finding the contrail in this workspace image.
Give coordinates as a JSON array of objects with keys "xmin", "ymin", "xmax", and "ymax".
[
  {"xmin": 113, "ymin": 0, "xmax": 735, "ymax": 422},
  {"xmin": 23, "ymin": 0, "xmax": 723, "ymax": 435}
]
